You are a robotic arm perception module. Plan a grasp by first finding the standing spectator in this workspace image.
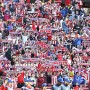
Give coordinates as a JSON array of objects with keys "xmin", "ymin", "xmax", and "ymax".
[
  {"xmin": 17, "ymin": 71, "xmax": 25, "ymax": 88},
  {"xmin": 61, "ymin": 77, "xmax": 71, "ymax": 90},
  {"xmin": 21, "ymin": 78, "xmax": 34, "ymax": 90},
  {"xmin": 7, "ymin": 79, "xmax": 13, "ymax": 90},
  {"xmin": 72, "ymin": 72, "xmax": 81, "ymax": 87},
  {"xmin": 41, "ymin": 83, "xmax": 47, "ymax": 90},
  {"xmin": 0, "ymin": 79, "xmax": 4, "ymax": 90},
  {"xmin": 52, "ymin": 77, "xmax": 64, "ymax": 90},
  {"xmin": 37, "ymin": 73, "xmax": 46, "ymax": 88},
  {"xmin": 30, "ymin": 73, "xmax": 37, "ymax": 88}
]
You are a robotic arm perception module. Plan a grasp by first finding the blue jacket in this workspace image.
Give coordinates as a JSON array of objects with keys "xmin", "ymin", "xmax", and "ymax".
[
  {"xmin": 61, "ymin": 9, "xmax": 66, "ymax": 17},
  {"xmin": 75, "ymin": 38, "xmax": 83, "ymax": 46},
  {"xmin": 61, "ymin": 7, "xmax": 69, "ymax": 17},
  {"xmin": 80, "ymin": 77, "xmax": 85, "ymax": 84},
  {"xmin": 62, "ymin": 21, "xmax": 69, "ymax": 34},
  {"xmin": 72, "ymin": 75, "xmax": 82, "ymax": 86}
]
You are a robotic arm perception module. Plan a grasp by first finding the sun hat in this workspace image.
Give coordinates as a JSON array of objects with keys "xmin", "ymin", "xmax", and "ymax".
[
  {"xmin": 64, "ymin": 77, "xmax": 71, "ymax": 83},
  {"xmin": 24, "ymin": 78, "xmax": 34, "ymax": 82},
  {"xmin": 57, "ymin": 77, "xmax": 64, "ymax": 83},
  {"xmin": 42, "ymin": 83, "xmax": 47, "ymax": 87},
  {"xmin": 8, "ymin": 79, "xmax": 13, "ymax": 83}
]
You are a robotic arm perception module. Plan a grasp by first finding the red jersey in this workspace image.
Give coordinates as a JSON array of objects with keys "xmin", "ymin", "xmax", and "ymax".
[{"xmin": 17, "ymin": 72, "xmax": 24, "ymax": 84}]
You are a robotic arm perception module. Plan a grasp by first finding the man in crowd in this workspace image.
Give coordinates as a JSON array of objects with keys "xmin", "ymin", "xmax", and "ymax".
[
  {"xmin": 21, "ymin": 78, "xmax": 34, "ymax": 90},
  {"xmin": 61, "ymin": 77, "xmax": 71, "ymax": 90},
  {"xmin": 17, "ymin": 71, "xmax": 25, "ymax": 88},
  {"xmin": 7, "ymin": 79, "xmax": 13, "ymax": 90},
  {"xmin": 52, "ymin": 77, "xmax": 64, "ymax": 90}
]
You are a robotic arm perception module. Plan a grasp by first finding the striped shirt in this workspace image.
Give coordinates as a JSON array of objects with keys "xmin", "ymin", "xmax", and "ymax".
[{"xmin": 51, "ymin": 76, "xmax": 57, "ymax": 85}]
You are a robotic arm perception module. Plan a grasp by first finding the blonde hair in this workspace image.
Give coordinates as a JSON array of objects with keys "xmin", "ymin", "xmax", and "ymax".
[{"xmin": 42, "ymin": 87, "xmax": 47, "ymax": 90}]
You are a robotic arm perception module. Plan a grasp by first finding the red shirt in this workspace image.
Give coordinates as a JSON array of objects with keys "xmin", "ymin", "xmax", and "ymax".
[
  {"xmin": 4, "ymin": 87, "xmax": 7, "ymax": 90},
  {"xmin": 32, "ymin": 23, "xmax": 36, "ymax": 31},
  {"xmin": 17, "ymin": 17, "xmax": 22, "ymax": 23},
  {"xmin": 51, "ymin": 66, "xmax": 55, "ymax": 72},
  {"xmin": 37, "ymin": 63, "xmax": 42, "ymax": 69},
  {"xmin": 47, "ymin": 33, "xmax": 52, "ymax": 41},
  {"xmin": 37, "ymin": 77, "xmax": 45, "ymax": 88},
  {"xmin": 17, "ymin": 72, "xmax": 24, "ymax": 83},
  {"xmin": 65, "ymin": 0, "xmax": 71, "ymax": 6},
  {"xmin": 73, "ymin": 86, "xmax": 79, "ymax": 90},
  {"xmin": 4, "ymin": 14, "xmax": 10, "ymax": 21},
  {"xmin": 55, "ymin": 0, "xmax": 61, "ymax": 3},
  {"xmin": 89, "ymin": 79, "xmax": 90, "ymax": 87},
  {"xmin": 0, "ymin": 68, "xmax": 3, "ymax": 72},
  {"xmin": 26, "ymin": 0, "xmax": 30, "ymax": 3},
  {"xmin": 57, "ymin": 54, "xmax": 63, "ymax": 60},
  {"xmin": 0, "ymin": 85, "xmax": 4, "ymax": 90},
  {"xmin": 57, "ymin": 12, "xmax": 62, "ymax": 19}
]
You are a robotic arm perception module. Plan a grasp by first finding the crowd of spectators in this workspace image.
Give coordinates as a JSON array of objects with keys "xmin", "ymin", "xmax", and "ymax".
[{"xmin": 0, "ymin": 0, "xmax": 89, "ymax": 90}]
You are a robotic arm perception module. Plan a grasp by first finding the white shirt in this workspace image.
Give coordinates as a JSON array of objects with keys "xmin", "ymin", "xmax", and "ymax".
[
  {"xmin": 7, "ymin": 87, "xmax": 13, "ymax": 90},
  {"xmin": 22, "ymin": 35, "xmax": 28, "ymax": 44},
  {"xmin": 60, "ymin": 20, "xmax": 63, "ymax": 27},
  {"xmin": 67, "ymin": 59, "xmax": 71, "ymax": 65},
  {"xmin": 0, "ymin": 33, "xmax": 2, "ymax": 39}
]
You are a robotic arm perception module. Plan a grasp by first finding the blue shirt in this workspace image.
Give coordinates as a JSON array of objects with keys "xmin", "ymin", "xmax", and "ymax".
[
  {"xmin": 72, "ymin": 75, "xmax": 82, "ymax": 86},
  {"xmin": 61, "ymin": 9, "xmax": 66, "ymax": 17},
  {"xmin": 75, "ymin": 38, "xmax": 83, "ymax": 46},
  {"xmin": 52, "ymin": 84, "xmax": 62, "ymax": 90},
  {"xmin": 61, "ymin": 85, "xmax": 71, "ymax": 90},
  {"xmin": 7, "ymin": 25, "xmax": 13, "ymax": 31},
  {"xmin": 61, "ymin": 7, "xmax": 69, "ymax": 17}
]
